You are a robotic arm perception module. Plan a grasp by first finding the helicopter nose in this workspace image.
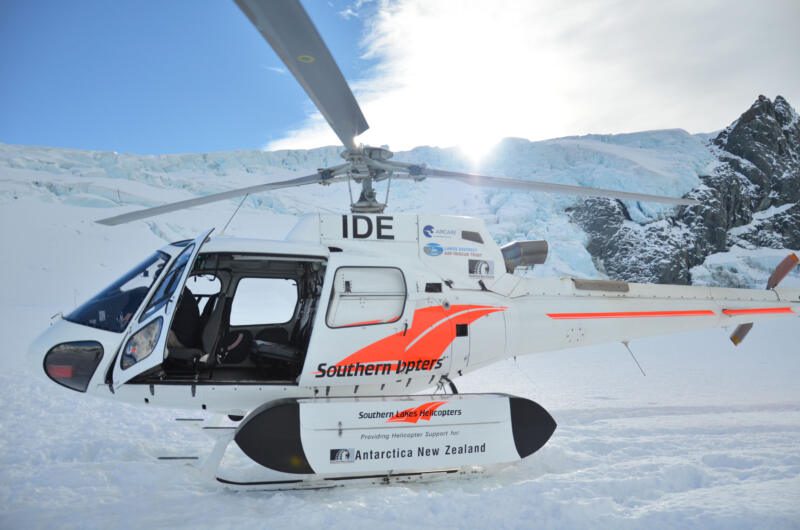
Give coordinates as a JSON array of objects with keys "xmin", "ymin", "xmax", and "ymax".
[{"xmin": 27, "ymin": 318, "xmax": 115, "ymax": 393}]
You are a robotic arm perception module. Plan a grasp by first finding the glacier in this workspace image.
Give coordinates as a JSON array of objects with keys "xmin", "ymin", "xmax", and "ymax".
[{"xmin": 0, "ymin": 128, "xmax": 722, "ymax": 282}]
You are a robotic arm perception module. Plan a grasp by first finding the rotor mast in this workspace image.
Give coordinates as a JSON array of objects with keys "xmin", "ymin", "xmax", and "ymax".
[{"xmin": 339, "ymin": 145, "xmax": 397, "ymax": 213}]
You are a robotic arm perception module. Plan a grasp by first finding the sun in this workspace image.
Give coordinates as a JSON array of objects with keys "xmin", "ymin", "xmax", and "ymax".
[{"xmin": 457, "ymin": 135, "xmax": 500, "ymax": 167}]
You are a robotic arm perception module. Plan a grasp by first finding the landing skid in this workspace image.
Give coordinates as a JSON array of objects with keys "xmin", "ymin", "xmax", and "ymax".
[
  {"xmin": 191, "ymin": 430, "xmax": 485, "ymax": 491},
  {"xmin": 214, "ymin": 467, "xmax": 487, "ymax": 491},
  {"xmin": 159, "ymin": 428, "xmax": 487, "ymax": 490}
]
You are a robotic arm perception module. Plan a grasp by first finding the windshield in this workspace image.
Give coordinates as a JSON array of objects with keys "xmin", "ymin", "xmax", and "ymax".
[{"xmin": 66, "ymin": 251, "xmax": 170, "ymax": 332}]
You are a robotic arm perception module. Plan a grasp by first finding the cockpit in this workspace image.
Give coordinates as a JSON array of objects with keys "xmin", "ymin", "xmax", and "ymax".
[{"xmin": 42, "ymin": 232, "xmax": 329, "ymax": 392}]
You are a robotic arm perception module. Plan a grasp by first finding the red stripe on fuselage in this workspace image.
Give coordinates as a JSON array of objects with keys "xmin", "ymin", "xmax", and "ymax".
[
  {"xmin": 722, "ymin": 307, "xmax": 794, "ymax": 316},
  {"xmin": 547, "ymin": 310, "xmax": 716, "ymax": 319}
]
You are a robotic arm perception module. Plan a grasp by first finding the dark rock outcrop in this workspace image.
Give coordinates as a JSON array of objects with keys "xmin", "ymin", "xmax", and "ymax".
[{"xmin": 570, "ymin": 95, "xmax": 800, "ymax": 284}]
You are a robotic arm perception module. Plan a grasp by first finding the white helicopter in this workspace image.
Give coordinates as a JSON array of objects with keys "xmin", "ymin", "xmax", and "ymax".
[{"xmin": 29, "ymin": 0, "xmax": 800, "ymax": 489}]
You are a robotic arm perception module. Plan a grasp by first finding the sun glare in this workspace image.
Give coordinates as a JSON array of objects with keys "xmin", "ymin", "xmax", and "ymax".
[
  {"xmin": 270, "ymin": 1, "xmax": 576, "ymax": 155},
  {"xmin": 458, "ymin": 136, "xmax": 500, "ymax": 167}
]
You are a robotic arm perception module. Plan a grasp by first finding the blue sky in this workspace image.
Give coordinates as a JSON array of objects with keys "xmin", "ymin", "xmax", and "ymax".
[
  {"xmin": 0, "ymin": 0, "xmax": 373, "ymax": 153},
  {"xmin": 2, "ymin": 1, "xmax": 798, "ymax": 157}
]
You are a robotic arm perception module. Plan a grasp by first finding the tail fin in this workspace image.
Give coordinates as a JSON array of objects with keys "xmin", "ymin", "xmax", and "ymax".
[
  {"xmin": 731, "ymin": 253, "xmax": 799, "ymax": 346},
  {"xmin": 767, "ymin": 253, "xmax": 799, "ymax": 290}
]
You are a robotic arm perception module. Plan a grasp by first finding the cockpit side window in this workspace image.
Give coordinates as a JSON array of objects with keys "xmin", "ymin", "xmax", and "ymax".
[{"xmin": 65, "ymin": 251, "xmax": 170, "ymax": 333}]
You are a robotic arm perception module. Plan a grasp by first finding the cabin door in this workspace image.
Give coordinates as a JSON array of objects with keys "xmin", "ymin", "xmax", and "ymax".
[{"xmin": 112, "ymin": 229, "xmax": 212, "ymax": 387}]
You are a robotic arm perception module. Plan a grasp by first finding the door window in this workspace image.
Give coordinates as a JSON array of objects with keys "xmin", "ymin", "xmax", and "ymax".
[
  {"xmin": 231, "ymin": 278, "xmax": 298, "ymax": 326},
  {"xmin": 326, "ymin": 267, "xmax": 406, "ymax": 328}
]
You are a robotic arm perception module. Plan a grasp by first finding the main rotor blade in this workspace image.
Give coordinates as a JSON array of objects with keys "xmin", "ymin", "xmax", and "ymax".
[
  {"xmin": 414, "ymin": 167, "xmax": 700, "ymax": 206},
  {"xmin": 96, "ymin": 173, "xmax": 324, "ymax": 226},
  {"xmin": 235, "ymin": 0, "xmax": 369, "ymax": 151}
]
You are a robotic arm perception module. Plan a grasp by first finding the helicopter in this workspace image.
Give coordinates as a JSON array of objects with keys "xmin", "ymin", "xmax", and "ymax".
[{"xmin": 28, "ymin": 0, "xmax": 800, "ymax": 489}]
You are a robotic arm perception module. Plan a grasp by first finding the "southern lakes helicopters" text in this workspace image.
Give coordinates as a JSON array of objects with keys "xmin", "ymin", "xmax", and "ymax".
[{"xmin": 358, "ymin": 408, "xmax": 462, "ymax": 420}]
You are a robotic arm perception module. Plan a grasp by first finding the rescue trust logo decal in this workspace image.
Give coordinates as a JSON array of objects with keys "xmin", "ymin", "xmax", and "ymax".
[
  {"xmin": 423, "ymin": 242, "xmax": 481, "ymax": 258},
  {"xmin": 424, "ymin": 242, "xmax": 443, "ymax": 256}
]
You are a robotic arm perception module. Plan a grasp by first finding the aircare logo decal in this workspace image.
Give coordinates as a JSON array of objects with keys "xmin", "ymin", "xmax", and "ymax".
[
  {"xmin": 422, "ymin": 224, "xmax": 457, "ymax": 239},
  {"xmin": 313, "ymin": 305, "xmax": 506, "ymax": 379}
]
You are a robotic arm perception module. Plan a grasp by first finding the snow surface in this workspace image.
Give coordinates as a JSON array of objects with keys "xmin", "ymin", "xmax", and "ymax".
[
  {"xmin": 1, "ymin": 138, "xmax": 799, "ymax": 529},
  {"xmin": 692, "ymin": 247, "xmax": 800, "ymax": 290}
]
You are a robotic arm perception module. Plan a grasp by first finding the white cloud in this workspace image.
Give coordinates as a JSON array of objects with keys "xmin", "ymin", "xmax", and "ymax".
[
  {"xmin": 264, "ymin": 65, "xmax": 288, "ymax": 76},
  {"xmin": 268, "ymin": 0, "xmax": 800, "ymax": 156}
]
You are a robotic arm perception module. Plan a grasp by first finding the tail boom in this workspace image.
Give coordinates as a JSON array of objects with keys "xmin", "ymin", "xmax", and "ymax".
[{"xmin": 503, "ymin": 278, "xmax": 799, "ymax": 357}]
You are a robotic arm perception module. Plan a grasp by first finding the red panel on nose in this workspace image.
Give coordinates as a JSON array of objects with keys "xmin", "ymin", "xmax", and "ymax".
[{"xmin": 47, "ymin": 364, "xmax": 74, "ymax": 379}]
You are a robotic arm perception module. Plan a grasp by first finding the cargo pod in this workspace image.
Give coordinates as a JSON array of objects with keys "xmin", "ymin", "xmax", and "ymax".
[
  {"xmin": 227, "ymin": 394, "xmax": 557, "ymax": 479},
  {"xmin": 111, "ymin": 229, "xmax": 212, "ymax": 388}
]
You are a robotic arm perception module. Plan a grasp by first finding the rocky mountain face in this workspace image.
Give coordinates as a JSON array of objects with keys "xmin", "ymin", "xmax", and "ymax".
[{"xmin": 570, "ymin": 95, "xmax": 800, "ymax": 285}]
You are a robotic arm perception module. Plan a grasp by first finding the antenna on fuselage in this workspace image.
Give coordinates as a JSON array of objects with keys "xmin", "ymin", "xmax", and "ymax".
[
  {"xmin": 622, "ymin": 341, "xmax": 647, "ymax": 377},
  {"xmin": 219, "ymin": 194, "xmax": 250, "ymax": 236}
]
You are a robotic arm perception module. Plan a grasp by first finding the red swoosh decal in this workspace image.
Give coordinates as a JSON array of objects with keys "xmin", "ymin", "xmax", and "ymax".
[{"xmin": 335, "ymin": 305, "xmax": 505, "ymax": 370}]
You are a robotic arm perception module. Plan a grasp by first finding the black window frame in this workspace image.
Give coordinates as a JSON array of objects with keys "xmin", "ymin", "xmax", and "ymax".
[{"xmin": 139, "ymin": 243, "xmax": 196, "ymax": 323}]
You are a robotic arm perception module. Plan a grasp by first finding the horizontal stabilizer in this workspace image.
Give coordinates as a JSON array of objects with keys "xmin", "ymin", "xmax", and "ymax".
[{"xmin": 730, "ymin": 322, "xmax": 754, "ymax": 346}]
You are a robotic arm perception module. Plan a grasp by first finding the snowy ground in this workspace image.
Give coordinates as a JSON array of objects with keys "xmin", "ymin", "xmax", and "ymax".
[
  {"xmin": 1, "ymin": 140, "xmax": 799, "ymax": 529},
  {"xmin": 2, "ymin": 325, "xmax": 798, "ymax": 529}
]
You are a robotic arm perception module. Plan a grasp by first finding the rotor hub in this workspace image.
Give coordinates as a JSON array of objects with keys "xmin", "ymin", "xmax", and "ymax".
[
  {"xmin": 341, "ymin": 145, "xmax": 394, "ymax": 163},
  {"xmin": 340, "ymin": 146, "xmax": 395, "ymax": 213}
]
